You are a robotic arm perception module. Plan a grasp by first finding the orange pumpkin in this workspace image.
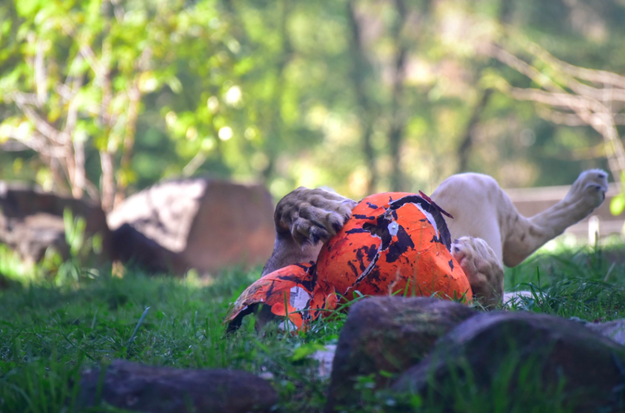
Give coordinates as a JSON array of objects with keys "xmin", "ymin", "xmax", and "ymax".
[
  {"xmin": 315, "ymin": 192, "xmax": 472, "ymax": 302},
  {"xmin": 225, "ymin": 262, "xmax": 338, "ymax": 331},
  {"xmin": 226, "ymin": 192, "xmax": 472, "ymax": 332}
]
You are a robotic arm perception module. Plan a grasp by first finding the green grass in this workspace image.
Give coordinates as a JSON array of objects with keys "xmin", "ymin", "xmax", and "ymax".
[
  {"xmin": 0, "ymin": 266, "xmax": 342, "ymax": 412},
  {"xmin": 1, "ymin": 239, "xmax": 625, "ymax": 412},
  {"xmin": 504, "ymin": 239, "xmax": 625, "ymax": 321}
]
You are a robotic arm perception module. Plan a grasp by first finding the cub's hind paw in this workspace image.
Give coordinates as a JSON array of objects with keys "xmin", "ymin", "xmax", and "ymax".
[
  {"xmin": 565, "ymin": 169, "xmax": 608, "ymax": 210},
  {"xmin": 451, "ymin": 236, "xmax": 504, "ymax": 307}
]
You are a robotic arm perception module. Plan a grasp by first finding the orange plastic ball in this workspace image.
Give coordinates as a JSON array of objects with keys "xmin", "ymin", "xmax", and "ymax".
[
  {"xmin": 225, "ymin": 262, "xmax": 337, "ymax": 331},
  {"xmin": 315, "ymin": 192, "xmax": 472, "ymax": 302},
  {"xmin": 226, "ymin": 192, "xmax": 473, "ymax": 332}
]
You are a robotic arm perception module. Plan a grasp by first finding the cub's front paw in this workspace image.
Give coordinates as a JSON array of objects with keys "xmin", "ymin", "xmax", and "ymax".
[
  {"xmin": 275, "ymin": 187, "xmax": 357, "ymax": 246},
  {"xmin": 565, "ymin": 169, "xmax": 609, "ymax": 210},
  {"xmin": 451, "ymin": 236, "xmax": 504, "ymax": 307}
]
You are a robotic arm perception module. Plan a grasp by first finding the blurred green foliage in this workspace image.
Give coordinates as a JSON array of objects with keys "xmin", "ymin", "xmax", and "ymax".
[{"xmin": 1, "ymin": 0, "xmax": 624, "ymax": 204}]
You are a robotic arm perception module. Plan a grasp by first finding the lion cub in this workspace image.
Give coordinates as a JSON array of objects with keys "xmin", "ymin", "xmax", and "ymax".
[{"xmin": 264, "ymin": 170, "xmax": 608, "ymax": 307}]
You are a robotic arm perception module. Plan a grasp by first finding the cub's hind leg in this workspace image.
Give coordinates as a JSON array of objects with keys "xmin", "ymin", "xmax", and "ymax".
[
  {"xmin": 501, "ymin": 169, "xmax": 607, "ymax": 267},
  {"xmin": 431, "ymin": 170, "xmax": 608, "ymax": 268}
]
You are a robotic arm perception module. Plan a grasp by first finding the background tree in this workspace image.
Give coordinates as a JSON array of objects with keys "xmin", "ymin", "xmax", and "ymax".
[
  {"xmin": 1, "ymin": 0, "xmax": 625, "ymax": 203},
  {"xmin": 0, "ymin": 0, "xmax": 234, "ymax": 211}
]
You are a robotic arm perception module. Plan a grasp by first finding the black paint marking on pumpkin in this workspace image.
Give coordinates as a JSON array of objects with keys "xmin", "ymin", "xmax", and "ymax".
[
  {"xmin": 293, "ymin": 262, "xmax": 315, "ymax": 271},
  {"xmin": 366, "ymin": 243, "xmax": 378, "ymax": 262},
  {"xmin": 353, "ymin": 214, "xmax": 376, "ymax": 220},
  {"xmin": 346, "ymin": 228, "xmax": 368, "ymax": 235},
  {"xmin": 418, "ymin": 190, "xmax": 454, "ymax": 218},
  {"xmin": 430, "ymin": 234, "xmax": 445, "ymax": 246},
  {"xmin": 355, "ymin": 247, "xmax": 369, "ymax": 272},
  {"xmin": 366, "ymin": 270, "xmax": 384, "ymax": 293},
  {"xmin": 347, "ymin": 261, "xmax": 359, "ymax": 278},
  {"xmin": 354, "ymin": 244, "xmax": 378, "ymax": 272},
  {"xmin": 366, "ymin": 202, "xmax": 378, "ymax": 209},
  {"xmin": 353, "ymin": 268, "xmax": 383, "ymax": 294},
  {"xmin": 362, "ymin": 214, "xmax": 394, "ymax": 249},
  {"xmin": 275, "ymin": 274, "xmax": 306, "ymax": 284},
  {"xmin": 388, "ymin": 195, "xmax": 452, "ymax": 250},
  {"xmin": 386, "ymin": 226, "xmax": 416, "ymax": 263},
  {"xmin": 301, "ymin": 305, "xmax": 312, "ymax": 324},
  {"xmin": 264, "ymin": 278, "xmax": 278, "ymax": 299},
  {"xmin": 300, "ymin": 267, "xmax": 318, "ymax": 292},
  {"xmin": 448, "ymin": 259, "xmax": 454, "ymax": 272},
  {"xmin": 354, "ymin": 249, "xmax": 382, "ymax": 285}
]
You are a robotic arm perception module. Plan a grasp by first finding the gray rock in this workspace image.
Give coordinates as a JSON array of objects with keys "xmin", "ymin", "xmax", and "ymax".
[
  {"xmin": 78, "ymin": 359, "xmax": 277, "ymax": 413},
  {"xmin": 312, "ymin": 344, "xmax": 336, "ymax": 379},
  {"xmin": 0, "ymin": 182, "xmax": 112, "ymax": 263},
  {"xmin": 503, "ymin": 290, "xmax": 536, "ymax": 307},
  {"xmin": 586, "ymin": 319, "xmax": 625, "ymax": 345},
  {"xmin": 326, "ymin": 296, "xmax": 477, "ymax": 411},
  {"xmin": 391, "ymin": 311, "xmax": 625, "ymax": 412},
  {"xmin": 108, "ymin": 178, "xmax": 275, "ymax": 275}
]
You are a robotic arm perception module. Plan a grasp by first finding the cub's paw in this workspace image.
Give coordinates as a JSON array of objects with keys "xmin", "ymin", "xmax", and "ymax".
[
  {"xmin": 275, "ymin": 187, "xmax": 357, "ymax": 246},
  {"xmin": 564, "ymin": 169, "xmax": 609, "ymax": 210},
  {"xmin": 451, "ymin": 236, "xmax": 504, "ymax": 308}
]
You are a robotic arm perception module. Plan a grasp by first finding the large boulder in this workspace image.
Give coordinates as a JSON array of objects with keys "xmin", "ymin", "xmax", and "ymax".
[
  {"xmin": 327, "ymin": 297, "xmax": 477, "ymax": 411},
  {"xmin": 0, "ymin": 182, "xmax": 112, "ymax": 264},
  {"xmin": 78, "ymin": 360, "xmax": 277, "ymax": 413},
  {"xmin": 107, "ymin": 178, "xmax": 275, "ymax": 275},
  {"xmin": 391, "ymin": 311, "xmax": 625, "ymax": 412}
]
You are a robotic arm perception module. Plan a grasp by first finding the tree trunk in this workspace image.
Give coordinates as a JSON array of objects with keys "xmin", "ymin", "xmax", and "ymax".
[
  {"xmin": 100, "ymin": 150, "xmax": 115, "ymax": 213},
  {"xmin": 457, "ymin": 88, "xmax": 493, "ymax": 172},
  {"xmin": 114, "ymin": 82, "xmax": 141, "ymax": 206},
  {"xmin": 388, "ymin": 0, "xmax": 408, "ymax": 192},
  {"xmin": 262, "ymin": 0, "xmax": 292, "ymax": 183},
  {"xmin": 347, "ymin": 0, "xmax": 377, "ymax": 194},
  {"xmin": 456, "ymin": 0, "xmax": 513, "ymax": 172}
]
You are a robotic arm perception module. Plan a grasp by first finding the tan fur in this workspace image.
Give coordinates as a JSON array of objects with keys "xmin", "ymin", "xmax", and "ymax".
[
  {"xmin": 450, "ymin": 236, "xmax": 503, "ymax": 307},
  {"xmin": 432, "ymin": 170, "xmax": 608, "ymax": 267},
  {"xmin": 262, "ymin": 187, "xmax": 356, "ymax": 276},
  {"xmin": 265, "ymin": 170, "xmax": 608, "ymax": 306}
]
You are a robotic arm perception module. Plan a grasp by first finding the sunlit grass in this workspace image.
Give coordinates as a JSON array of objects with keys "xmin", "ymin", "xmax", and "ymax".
[
  {"xmin": 1, "ymin": 238, "xmax": 625, "ymax": 412},
  {"xmin": 504, "ymin": 236, "xmax": 625, "ymax": 321},
  {"xmin": 0, "ymin": 264, "xmax": 339, "ymax": 412}
]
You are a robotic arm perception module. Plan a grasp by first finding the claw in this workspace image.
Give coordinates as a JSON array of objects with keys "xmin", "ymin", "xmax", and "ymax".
[{"xmin": 299, "ymin": 237, "xmax": 312, "ymax": 249}]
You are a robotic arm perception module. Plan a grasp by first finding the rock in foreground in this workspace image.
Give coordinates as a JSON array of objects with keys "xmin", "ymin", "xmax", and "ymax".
[
  {"xmin": 392, "ymin": 311, "xmax": 625, "ymax": 412},
  {"xmin": 327, "ymin": 297, "xmax": 476, "ymax": 411},
  {"xmin": 78, "ymin": 360, "xmax": 277, "ymax": 413}
]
